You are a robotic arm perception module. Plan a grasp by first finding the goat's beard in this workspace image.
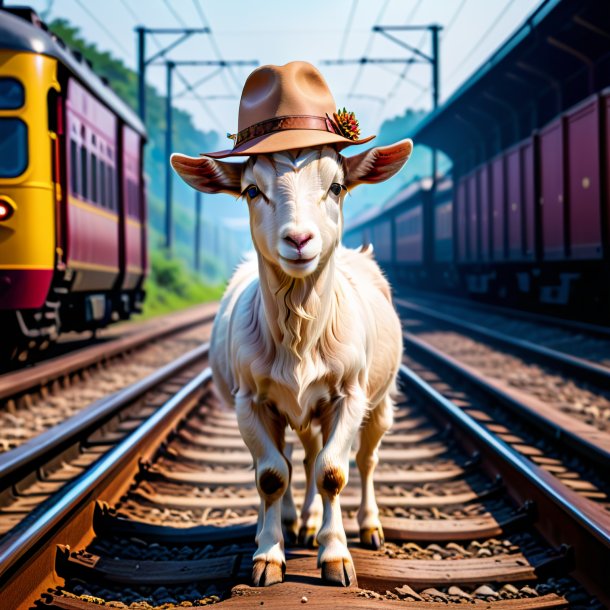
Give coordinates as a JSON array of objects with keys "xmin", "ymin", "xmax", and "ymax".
[{"xmin": 272, "ymin": 255, "xmax": 331, "ymax": 360}]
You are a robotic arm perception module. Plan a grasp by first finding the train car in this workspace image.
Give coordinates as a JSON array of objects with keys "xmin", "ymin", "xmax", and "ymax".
[
  {"xmin": 343, "ymin": 179, "xmax": 432, "ymax": 286},
  {"xmin": 351, "ymin": 0, "xmax": 610, "ymax": 324},
  {"xmin": 0, "ymin": 8, "xmax": 147, "ymax": 362}
]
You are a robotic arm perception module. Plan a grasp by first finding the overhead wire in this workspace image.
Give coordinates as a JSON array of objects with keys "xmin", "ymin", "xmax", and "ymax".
[
  {"xmin": 191, "ymin": 0, "xmax": 242, "ymax": 93},
  {"xmin": 118, "ymin": 0, "xmax": 140, "ymax": 27},
  {"xmin": 347, "ymin": 0, "xmax": 391, "ymax": 98},
  {"xmin": 74, "ymin": 0, "xmax": 131, "ymax": 56},
  {"xmin": 444, "ymin": 0, "xmax": 513, "ymax": 87},
  {"xmin": 118, "ymin": 0, "xmax": 223, "ymax": 128},
  {"xmin": 338, "ymin": 0, "xmax": 359, "ymax": 60},
  {"xmin": 377, "ymin": 0, "xmax": 425, "ymax": 119},
  {"xmin": 155, "ymin": 0, "xmax": 231, "ymax": 127},
  {"xmin": 173, "ymin": 69, "xmax": 223, "ymax": 126},
  {"xmin": 390, "ymin": 0, "xmax": 467, "ymax": 111}
]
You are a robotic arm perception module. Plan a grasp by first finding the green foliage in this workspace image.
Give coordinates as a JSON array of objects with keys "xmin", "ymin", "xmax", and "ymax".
[
  {"xmin": 140, "ymin": 250, "xmax": 224, "ymax": 318},
  {"xmin": 47, "ymin": 18, "xmax": 220, "ymax": 277}
]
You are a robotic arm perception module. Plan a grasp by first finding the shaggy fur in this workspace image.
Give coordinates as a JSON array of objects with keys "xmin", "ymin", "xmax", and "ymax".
[{"xmin": 171, "ymin": 139, "xmax": 412, "ymax": 588}]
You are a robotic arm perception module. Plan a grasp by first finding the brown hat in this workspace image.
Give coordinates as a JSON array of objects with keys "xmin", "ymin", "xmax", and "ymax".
[{"xmin": 204, "ymin": 61, "xmax": 375, "ymax": 158}]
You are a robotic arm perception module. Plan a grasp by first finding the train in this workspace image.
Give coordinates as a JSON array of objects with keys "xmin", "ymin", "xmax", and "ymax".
[
  {"xmin": 0, "ymin": 8, "xmax": 148, "ymax": 363},
  {"xmin": 345, "ymin": 0, "xmax": 610, "ymax": 325}
]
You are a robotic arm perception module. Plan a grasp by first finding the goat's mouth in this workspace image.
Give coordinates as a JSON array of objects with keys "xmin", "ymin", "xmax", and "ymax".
[
  {"xmin": 280, "ymin": 255, "xmax": 317, "ymax": 266},
  {"xmin": 279, "ymin": 253, "xmax": 320, "ymax": 276}
]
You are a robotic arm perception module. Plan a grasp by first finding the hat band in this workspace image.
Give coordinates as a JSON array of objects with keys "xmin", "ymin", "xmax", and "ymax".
[{"xmin": 233, "ymin": 115, "xmax": 340, "ymax": 148}]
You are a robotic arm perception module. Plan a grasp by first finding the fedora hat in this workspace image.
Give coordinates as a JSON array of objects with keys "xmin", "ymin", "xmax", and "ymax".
[{"xmin": 203, "ymin": 61, "xmax": 375, "ymax": 158}]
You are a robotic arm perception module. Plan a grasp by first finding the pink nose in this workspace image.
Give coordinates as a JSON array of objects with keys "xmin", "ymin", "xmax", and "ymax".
[{"xmin": 284, "ymin": 233, "xmax": 313, "ymax": 250}]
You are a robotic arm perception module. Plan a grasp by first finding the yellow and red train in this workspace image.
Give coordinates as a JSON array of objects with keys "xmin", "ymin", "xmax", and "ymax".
[{"xmin": 0, "ymin": 8, "xmax": 147, "ymax": 363}]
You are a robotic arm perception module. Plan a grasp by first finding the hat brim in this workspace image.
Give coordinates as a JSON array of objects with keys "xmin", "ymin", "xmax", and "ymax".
[{"xmin": 203, "ymin": 129, "xmax": 376, "ymax": 159}]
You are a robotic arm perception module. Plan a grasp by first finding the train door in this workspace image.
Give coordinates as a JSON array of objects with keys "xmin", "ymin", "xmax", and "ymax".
[
  {"xmin": 506, "ymin": 147, "xmax": 523, "ymax": 260},
  {"xmin": 539, "ymin": 118, "xmax": 565, "ymax": 260},
  {"xmin": 47, "ymin": 88, "xmax": 64, "ymax": 265},
  {"xmin": 477, "ymin": 165, "xmax": 490, "ymax": 262},
  {"xmin": 521, "ymin": 140, "xmax": 535, "ymax": 260},
  {"xmin": 566, "ymin": 97, "xmax": 602, "ymax": 260},
  {"xmin": 491, "ymin": 156, "xmax": 505, "ymax": 261},
  {"xmin": 456, "ymin": 179, "xmax": 468, "ymax": 262},
  {"xmin": 467, "ymin": 172, "xmax": 479, "ymax": 262}
]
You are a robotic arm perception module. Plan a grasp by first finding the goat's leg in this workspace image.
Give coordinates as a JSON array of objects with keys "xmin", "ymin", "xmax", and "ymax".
[
  {"xmin": 236, "ymin": 395, "xmax": 289, "ymax": 587},
  {"xmin": 315, "ymin": 389, "xmax": 367, "ymax": 587},
  {"xmin": 296, "ymin": 424, "xmax": 323, "ymax": 547},
  {"xmin": 356, "ymin": 395, "xmax": 393, "ymax": 549},
  {"xmin": 281, "ymin": 440, "xmax": 298, "ymax": 545}
]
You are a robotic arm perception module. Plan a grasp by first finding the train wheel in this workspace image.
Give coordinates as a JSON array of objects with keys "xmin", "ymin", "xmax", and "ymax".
[{"xmin": 0, "ymin": 293, "xmax": 61, "ymax": 369}]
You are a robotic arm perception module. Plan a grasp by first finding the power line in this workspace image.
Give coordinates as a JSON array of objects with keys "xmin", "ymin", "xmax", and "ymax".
[
  {"xmin": 173, "ymin": 68, "xmax": 222, "ymax": 127},
  {"xmin": 347, "ymin": 0, "xmax": 391, "ymax": 97},
  {"xmin": 444, "ymin": 0, "xmax": 468, "ymax": 34},
  {"xmin": 153, "ymin": 0, "xmax": 238, "ymax": 126},
  {"xmin": 383, "ymin": 1, "xmax": 426, "ymax": 103},
  {"xmin": 74, "ymin": 0, "xmax": 131, "ymax": 56},
  {"xmin": 444, "ymin": 0, "xmax": 512, "ymax": 86},
  {"xmin": 191, "ymin": 0, "xmax": 242, "ymax": 93},
  {"xmin": 382, "ymin": 0, "xmax": 467, "ymax": 115},
  {"xmin": 119, "ymin": 0, "xmax": 140, "ymax": 25},
  {"xmin": 162, "ymin": 0, "xmax": 188, "ymax": 28},
  {"xmin": 338, "ymin": 0, "xmax": 359, "ymax": 60}
]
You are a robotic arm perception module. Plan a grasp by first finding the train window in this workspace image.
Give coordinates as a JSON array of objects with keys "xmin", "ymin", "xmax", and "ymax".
[
  {"xmin": 70, "ymin": 139, "xmax": 78, "ymax": 195},
  {"xmin": 126, "ymin": 179, "xmax": 140, "ymax": 218},
  {"xmin": 100, "ymin": 161, "xmax": 106, "ymax": 207},
  {"xmin": 80, "ymin": 144, "xmax": 88, "ymax": 199},
  {"xmin": 91, "ymin": 153, "xmax": 97, "ymax": 203},
  {"xmin": 107, "ymin": 166, "xmax": 114, "ymax": 210},
  {"xmin": 0, "ymin": 119, "xmax": 28, "ymax": 177},
  {"xmin": 0, "ymin": 78, "xmax": 24, "ymax": 109},
  {"xmin": 47, "ymin": 89, "xmax": 58, "ymax": 133}
]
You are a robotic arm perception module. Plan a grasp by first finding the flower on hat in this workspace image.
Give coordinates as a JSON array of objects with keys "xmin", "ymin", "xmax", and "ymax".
[{"xmin": 333, "ymin": 107, "xmax": 361, "ymax": 141}]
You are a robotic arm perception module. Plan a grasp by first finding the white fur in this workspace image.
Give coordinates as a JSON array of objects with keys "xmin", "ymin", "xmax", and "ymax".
[{"xmin": 207, "ymin": 145, "xmax": 406, "ymax": 586}]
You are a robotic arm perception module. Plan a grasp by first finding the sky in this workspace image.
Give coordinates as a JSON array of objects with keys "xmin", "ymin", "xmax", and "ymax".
[
  {"xmin": 13, "ymin": 0, "xmax": 545, "ymax": 243},
  {"xmin": 22, "ymin": 0, "xmax": 544, "ymax": 140}
]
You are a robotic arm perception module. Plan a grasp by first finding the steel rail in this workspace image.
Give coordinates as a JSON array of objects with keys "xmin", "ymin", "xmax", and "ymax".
[
  {"xmin": 396, "ymin": 298, "xmax": 610, "ymax": 387},
  {"xmin": 403, "ymin": 330, "xmax": 610, "ymax": 471},
  {"xmin": 0, "ymin": 342, "xmax": 210, "ymax": 489},
  {"xmin": 396, "ymin": 290, "xmax": 610, "ymax": 339},
  {"xmin": 0, "ymin": 304, "xmax": 216, "ymax": 400},
  {"xmin": 398, "ymin": 363, "xmax": 610, "ymax": 606},
  {"xmin": 0, "ymin": 366, "xmax": 212, "ymax": 591}
]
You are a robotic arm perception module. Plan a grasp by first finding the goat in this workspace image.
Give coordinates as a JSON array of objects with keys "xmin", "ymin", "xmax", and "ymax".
[{"xmin": 171, "ymin": 139, "xmax": 412, "ymax": 587}]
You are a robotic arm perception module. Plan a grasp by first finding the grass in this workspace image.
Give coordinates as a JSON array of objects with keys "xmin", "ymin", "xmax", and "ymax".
[{"xmin": 137, "ymin": 249, "xmax": 225, "ymax": 320}]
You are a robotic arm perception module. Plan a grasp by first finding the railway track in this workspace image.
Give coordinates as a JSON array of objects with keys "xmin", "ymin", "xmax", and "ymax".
[
  {"xmin": 0, "ymin": 304, "xmax": 217, "ymax": 455},
  {"xmin": 395, "ymin": 294, "xmax": 610, "ymax": 375},
  {"xmin": 0, "ymin": 357, "xmax": 605, "ymax": 608},
  {"xmin": 396, "ymin": 296, "xmax": 610, "ymax": 464},
  {"xmin": 0, "ymin": 307, "xmax": 216, "ymax": 540}
]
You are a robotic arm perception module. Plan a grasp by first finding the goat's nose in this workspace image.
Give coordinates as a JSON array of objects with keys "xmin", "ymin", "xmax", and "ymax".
[{"xmin": 283, "ymin": 232, "xmax": 313, "ymax": 250}]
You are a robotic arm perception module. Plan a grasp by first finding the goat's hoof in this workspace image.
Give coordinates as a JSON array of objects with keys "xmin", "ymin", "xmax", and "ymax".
[
  {"xmin": 252, "ymin": 559, "xmax": 286, "ymax": 587},
  {"xmin": 360, "ymin": 526, "xmax": 384, "ymax": 550},
  {"xmin": 298, "ymin": 526, "xmax": 319, "ymax": 548},
  {"xmin": 321, "ymin": 558, "xmax": 358, "ymax": 587},
  {"xmin": 282, "ymin": 520, "xmax": 299, "ymax": 547}
]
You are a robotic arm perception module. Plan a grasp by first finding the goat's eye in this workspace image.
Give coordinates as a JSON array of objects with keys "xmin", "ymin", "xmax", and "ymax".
[
  {"xmin": 246, "ymin": 185, "xmax": 260, "ymax": 199},
  {"xmin": 329, "ymin": 183, "xmax": 344, "ymax": 197}
]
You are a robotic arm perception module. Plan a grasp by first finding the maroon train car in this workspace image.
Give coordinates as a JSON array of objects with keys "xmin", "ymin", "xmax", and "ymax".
[{"xmin": 0, "ymin": 8, "xmax": 147, "ymax": 362}]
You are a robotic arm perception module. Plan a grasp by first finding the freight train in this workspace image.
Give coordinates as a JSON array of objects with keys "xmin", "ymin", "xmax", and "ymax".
[
  {"xmin": 345, "ymin": 0, "xmax": 610, "ymax": 324},
  {"xmin": 0, "ymin": 8, "xmax": 147, "ymax": 363}
]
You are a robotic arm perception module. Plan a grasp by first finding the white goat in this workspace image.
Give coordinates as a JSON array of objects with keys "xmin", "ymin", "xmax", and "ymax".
[{"xmin": 171, "ymin": 139, "xmax": 412, "ymax": 587}]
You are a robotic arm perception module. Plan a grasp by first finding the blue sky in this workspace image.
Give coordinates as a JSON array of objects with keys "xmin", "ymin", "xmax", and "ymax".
[
  {"xmin": 24, "ymin": 0, "xmax": 543, "ymax": 139},
  {"xmin": 16, "ymin": 0, "xmax": 544, "ymax": 237}
]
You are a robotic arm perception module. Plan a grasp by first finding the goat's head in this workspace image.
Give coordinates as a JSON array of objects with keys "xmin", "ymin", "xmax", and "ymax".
[{"xmin": 171, "ymin": 139, "xmax": 412, "ymax": 278}]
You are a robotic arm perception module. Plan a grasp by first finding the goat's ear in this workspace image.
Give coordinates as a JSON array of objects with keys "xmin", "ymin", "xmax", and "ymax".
[
  {"xmin": 344, "ymin": 139, "xmax": 413, "ymax": 190},
  {"xmin": 171, "ymin": 153, "xmax": 244, "ymax": 196}
]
